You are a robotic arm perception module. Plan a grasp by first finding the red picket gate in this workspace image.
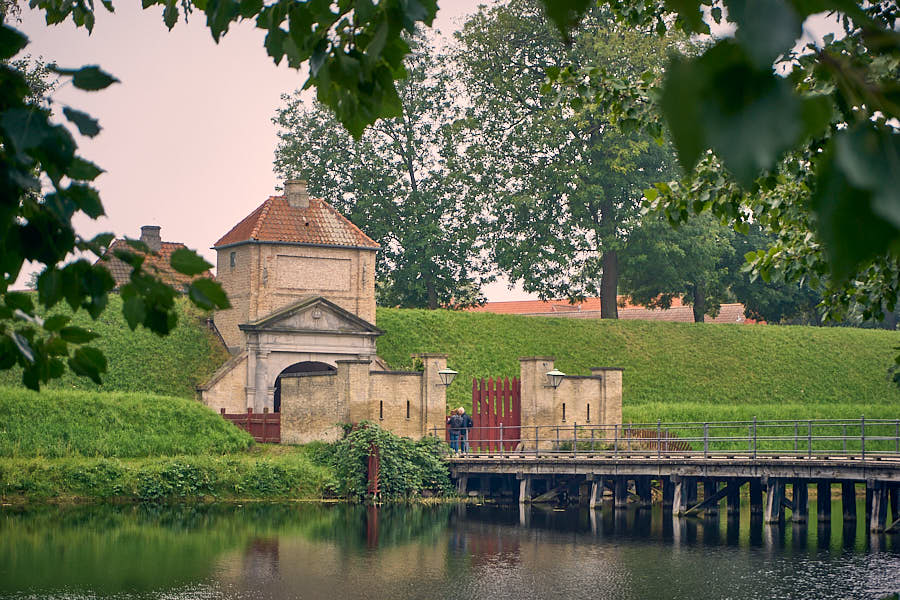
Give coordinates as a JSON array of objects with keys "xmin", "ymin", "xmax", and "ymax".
[
  {"xmin": 220, "ymin": 407, "xmax": 281, "ymax": 443},
  {"xmin": 471, "ymin": 377, "xmax": 521, "ymax": 451}
]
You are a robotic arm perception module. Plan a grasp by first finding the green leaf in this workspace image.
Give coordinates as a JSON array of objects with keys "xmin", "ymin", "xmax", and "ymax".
[
  {"xmin": 64, "ymin": 184, "xmax": 105, "ymax": 218},
  {"xmin": 66, "ymin": 157, "xmax": 104, "ymax": 181},
  {"xmin": 664, "ymin": 0, "xmax": 708, "ymax": 34},
  {"xmin": 811, "ymin": 139, "xmax": 900, "ymax": 282},
  {"xmin": 833, "ymin": 126, "xmax": 900, "ymax": 230},
  {"xmin": 660, "ymin": 55, "xmax": 707, "ymax": 173},
  {"xmin": 43, "ymin": 314, "xmax": 70, "ymax": 332},
  {"xmin": 0, "ymin": 24, "xmax": 29, "ymax": 60},
  {"xmin": 0, "ymin": 107, "xmax": 54, "ymax": 151},
  {"xmin": 169, "ymin": 247, "xmax": 212, "ymax": 276},
  {"xmin": 122, "ymin": 296, "xmax": 146, "ymax": 330},
  {"xmin": 726, "ymin": 0, "xmax": 801, "ymax": 67},
  {"xmin": 536, "ymin": 0, "xmax": 591, "ymax": 40},
  {"xmin": 53, "ymin": 65, "xmax": 119, "ymax": 91},
  {"xmin": 59, "ymin": 325, "xmax": 100, "ymax": 344},
  {"xmin": 188, "ymin": 278, "xmax": 230, "ymax": 310},
  {"xmin": 5, "ymin": 291, "xmax": 34, "ymax": 313},
  {"xmin": 62, "ymin": 106, "xmax": 101, "ymax": 137},
  {"xmin": 68, "ymin": 346, "xmax": 108, "ymax": 385}
]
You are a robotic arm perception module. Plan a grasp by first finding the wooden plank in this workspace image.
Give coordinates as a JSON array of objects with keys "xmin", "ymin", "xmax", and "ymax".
[
  {"xmin": 750, "ymin": 479, "xmax": 764, "ymax": 515},
  {"xmin": 765, "ymin": 478, "xmax": 786, "ymax": 523},
  {"xmin": 842, "ymin": 482, "xmax": 857, "ymax": 521},
  {"xmin": 793, "ymin": 480, "xmax": 808, "ymax": 523},
  {"xmin": 615, "ymin": 476, "xmax": 628, "ymax": 508},
  {"xmin": 817, "ymin": 480, "xmax": 832, "ymax": 522},
  {"xmin": 685, "ymin": 479, "xmax": 746, "ymax": 517}
]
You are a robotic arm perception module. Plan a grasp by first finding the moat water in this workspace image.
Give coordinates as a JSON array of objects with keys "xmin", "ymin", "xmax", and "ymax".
[{"xmin": 1, "ymin": 500, "xmax": 898, "ymax": 600}]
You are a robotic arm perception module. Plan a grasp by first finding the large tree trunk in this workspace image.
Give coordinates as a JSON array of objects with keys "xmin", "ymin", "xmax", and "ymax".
[
  {"xmin": 692, "ymin": 284, "xmax": 706, "ymax": 323},
  {"xmin": 600, "ymin": 250, "xmax": 619, "ymax": 319},
  {"xmin": 426, "ymin": 277, "xmax": 439, "ymax": 310}
]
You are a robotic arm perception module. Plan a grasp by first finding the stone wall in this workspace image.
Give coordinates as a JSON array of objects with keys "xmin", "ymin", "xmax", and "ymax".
[
  {"xmin": 280, "ymin": 372, "xmax": 345, "ymax": 444},
  {"xmin": 214, "ymin": 242, "xmax": 377, "ymax": 351},
  {"xmin": 196, "ymin": 351, "xmax": 247, "ymax": 413}
]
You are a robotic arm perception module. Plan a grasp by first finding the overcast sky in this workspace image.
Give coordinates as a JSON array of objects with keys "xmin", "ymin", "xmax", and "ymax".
[{"xmin": 15, "ymin": 0, "xmax": 539, "ymax": 299}]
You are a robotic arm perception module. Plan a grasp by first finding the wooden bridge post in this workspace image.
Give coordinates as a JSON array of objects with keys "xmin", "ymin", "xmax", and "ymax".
[
  {"xmin": 589, "ymin": 475, "xmax": 602, "ymax": 509},
  {"xmin": 792, "ymin": 480, "xmax": 808, "ymax": 523},
  {"xmin": 673, "ymin": 476, "xmax": 694, "ymax": 515},
  {"xmin": 614, "ymin": 476, "xmax": 628, "ymax": 508},
  {"xmin": 889, "ymin": 484, "xmax": 900, "ymax": 524},
  {"xmin": 869, "ymin": 480, "xmax": 888, "ymax": 533},
  {"xmin": 686, "ymin": 477, "xmax": 698, "ymax": 507},
  {"xmin": 817, "ymin": 480, "xmax": 832, "ymax": 522},
  {"xmin": 866, "ymin": 479, "xmax": 873, "ymax": 522},
  {"xmin": 458, "ymin": 475, "xmax": 468, "ymax": 497},
  {"xmin": 726, "ymin": 478, "xmax": 741, "ymax": 516},
  {"xmin": 703, "ymin": 479, "xmax": 719, "ymax": 516},
  {"xmin": 662, "ymin": 477, "xmax": 675, "ymax": 509},
  {"xmin": 750, "ymin": 478, "xmax": 764, "ymax": 515},
  {"xmin": 518, "ymin": 474, "xmax": 532, "ymax": 504},
  {"xmin": 842, "ymin": 482, "xmax": 857, "ymax": 521},
  {"xmin": 765, "ymin": 478, "xmax": 785, "ymax": 523},
  {"xmin": 636, "ymin": 477, "xmax": 652, "ymax": 508}
]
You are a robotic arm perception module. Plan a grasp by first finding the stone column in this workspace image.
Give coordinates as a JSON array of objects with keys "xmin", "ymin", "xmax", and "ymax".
[
  {"xmin": 340, "ymin": 359, "xmax": 372, "ymax": 425},
  {"xmin": 589, "ymin": 367, "xmax": 623, "ymax": 430},
  {"xmin": 253, "ymin": 348, "xmax": 270, "ymax": 412},
  {"xmin": 519, "ymin": 357, "xmax": 556, "ymax": 451},
  {"xmin": 414, "ymin": 353, "xmax": 448, "ymax": 438}
]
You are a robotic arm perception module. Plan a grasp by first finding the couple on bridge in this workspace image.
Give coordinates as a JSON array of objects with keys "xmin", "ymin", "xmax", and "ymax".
[{"xmin": 448, "ymin": 407, "xmax": 473, "ymax": 453}]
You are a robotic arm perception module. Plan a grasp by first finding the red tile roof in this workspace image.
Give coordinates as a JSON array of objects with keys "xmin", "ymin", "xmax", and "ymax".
[
  {"xmin": 95, "ymin": 239, "xmax": 211, "ymax": 289},
  {"xmin": 214, "ymin": 195, "xmax": 379, "ymax": 249},
  {"xmin": 469, "ymin": 297, "xmax": 758, "ymax": 324}
]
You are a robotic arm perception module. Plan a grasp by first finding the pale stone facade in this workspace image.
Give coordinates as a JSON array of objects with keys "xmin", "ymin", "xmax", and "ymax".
[
  {"xmin": 277, "ymin": 354, "xmax": 449, "ymax": 443},
  {"xmin": 214, "ymin": 243, "xmax": 376, "ymax": 351}
]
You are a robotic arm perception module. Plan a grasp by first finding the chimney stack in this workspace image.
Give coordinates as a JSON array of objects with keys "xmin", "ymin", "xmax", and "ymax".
[
  {"xmin": 285, "ymin": 179, "xmax": 310, "ymax": 209},
  {"xmin": 140, "ymin": 225, "xmax": 162, "ymax": 252}
]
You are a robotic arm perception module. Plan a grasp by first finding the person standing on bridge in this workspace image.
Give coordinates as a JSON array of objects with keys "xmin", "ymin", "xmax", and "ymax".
[
  {"xmin": 448, "ymin": 410, "xmax": 463, "ymax": 452},
  {"xmin": 458, "ymin": 407, "xmax": 473, "ymax": 453}
]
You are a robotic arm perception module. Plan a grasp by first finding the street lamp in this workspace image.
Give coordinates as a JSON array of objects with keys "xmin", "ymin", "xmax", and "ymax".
[
  {"xmin": 545, "ymin": 368, "xmax": 565, "ymax": 388},
  {"xmin": 438, "ymin": 368, "xmax": 458, "ymax": 386}
]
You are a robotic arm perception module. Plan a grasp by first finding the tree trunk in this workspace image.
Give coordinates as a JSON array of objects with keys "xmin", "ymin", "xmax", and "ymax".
[
  {"xmin": 600, "ymin": 250, "xmax": 619, "ymax": 319},
  {"xmin": 692, "ymin": 284, "xmax": 706, "ymax": 323},
  {"xmin": 426, "ymin": 278, "xmax": 438, "ymax": 310}
]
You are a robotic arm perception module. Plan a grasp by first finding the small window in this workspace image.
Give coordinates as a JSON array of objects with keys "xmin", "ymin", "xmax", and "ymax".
[
  {"xmin": 379, "ymin": 401, "xmax": 384, "ymax": 420},
  {"xmin": 562, "ymin": 403, "xmax": 566, "ymax": 422},
  {"xmin": 586, "ymin": 404, "xmax": 590, "ymax": 422},
  {"xmin": 229, "ymin": 251, "xmax": 236, "ymax": 269},
  {"xmin": 406, "ymin": 400, "xmax": 410, "ymax": 419}
]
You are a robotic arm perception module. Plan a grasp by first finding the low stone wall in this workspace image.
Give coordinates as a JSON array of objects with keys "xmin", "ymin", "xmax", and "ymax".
[
  {"xmin": 280, "ymin": 372, "xmax": 344, "ymax": 444},
  {"xmin": 197, "ymin": 351, "xmax": 248, "ymax": 414},
  {"xmin": 369, "ymin": 371, "xmax": 423, "ymax": 437}
]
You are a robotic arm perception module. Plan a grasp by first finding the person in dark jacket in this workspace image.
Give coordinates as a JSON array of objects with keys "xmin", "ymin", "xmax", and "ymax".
[
  {"xmin": 458, "ymin": 407, "xmax": 474, "ymax": 453},
  {"xmin": 448, "ymin": 410, "xmax": 463, "ymax": 452}
]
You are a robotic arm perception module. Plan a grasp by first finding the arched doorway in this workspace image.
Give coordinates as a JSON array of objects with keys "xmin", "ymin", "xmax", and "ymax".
[{"xmin": 273, "ymin": 361, "xmax": 336, "ymax": 413}]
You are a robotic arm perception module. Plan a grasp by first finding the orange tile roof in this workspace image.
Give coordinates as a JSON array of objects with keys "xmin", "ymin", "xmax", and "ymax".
[
  {"xmin": 95, "ymin": 239, "xmax": 211, "ymax": 289},
  {"xmin": 469, "ymin": 297, "xmax": 758, "ymax": 324},
  {"xmin": 214, "ymin": 195, "xmax": 379, "ymax": 249}
]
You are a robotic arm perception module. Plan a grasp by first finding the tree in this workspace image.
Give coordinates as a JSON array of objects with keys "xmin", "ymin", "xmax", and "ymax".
[
  {"xmin": 620, "ymin": 213, "xmax": 734, "ymax": 322},
  {"xmin": 454, "ymin": 0, "xmax": 679, "ymax": 317},
  {"xmin": 273, "ymin": 35, "xmax": 492, "ymax": 309},
  {"xmin": 549, "ymin": 0, "xmax": 900, "ymax": 329}
]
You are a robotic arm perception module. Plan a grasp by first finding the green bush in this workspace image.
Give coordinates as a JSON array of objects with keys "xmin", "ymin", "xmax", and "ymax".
[{"xmin": 325, "ymin": 423, "xmax": 452, "ymax": 501}]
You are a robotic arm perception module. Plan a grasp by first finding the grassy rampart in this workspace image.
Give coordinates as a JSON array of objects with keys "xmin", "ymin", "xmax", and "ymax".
[{"xmin": 375, "ymin": 309, "xmax": 900, "ymax": 422}]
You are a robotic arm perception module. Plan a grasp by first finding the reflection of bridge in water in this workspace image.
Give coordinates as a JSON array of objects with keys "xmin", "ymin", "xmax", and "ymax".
[{"xmin": 445, "ymin": 419, "xmax": 900, "ymax": 533}]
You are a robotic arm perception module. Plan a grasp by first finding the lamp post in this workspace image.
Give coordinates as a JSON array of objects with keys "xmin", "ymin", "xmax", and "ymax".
[
  {"xmin": 438, "ymin": 368, "xmax": 458, "ymax": 387},
  {"xmin": 545, "ymin": 368, "xmax": 565, "ymax": 388}
]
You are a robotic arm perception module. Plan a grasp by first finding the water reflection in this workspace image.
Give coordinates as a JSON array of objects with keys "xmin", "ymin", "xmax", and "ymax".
[{"xmin": 0, "ymin": 500, "xmax": 898, "ymax": 600}]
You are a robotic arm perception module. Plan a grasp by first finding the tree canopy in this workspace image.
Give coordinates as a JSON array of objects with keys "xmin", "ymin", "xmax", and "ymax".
[{"xmin": 273, "ymin": 35, "xmax": 491, "ymax": 309}]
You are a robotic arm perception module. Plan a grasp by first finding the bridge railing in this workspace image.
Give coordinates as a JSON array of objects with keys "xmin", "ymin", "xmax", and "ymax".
[{"xmin": 434, "ymin": 418, "xmax": 900, "ymax": 459}]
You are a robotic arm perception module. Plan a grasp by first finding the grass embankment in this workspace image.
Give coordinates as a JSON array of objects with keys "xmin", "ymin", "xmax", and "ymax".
[
  {"xmin": 0, "ymin": 387, "xmax": 336, "ymax": 503},
  {"xmin": 0, "ymin": 295, "xmax": 229, "ymax": 398},
  {"xmin": 375, "ymin": 308, "xmax": 900, "ymax": 422}
]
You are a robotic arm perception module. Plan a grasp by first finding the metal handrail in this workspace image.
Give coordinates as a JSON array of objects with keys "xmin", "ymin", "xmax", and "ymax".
[{"xmin": 436, "ymin": 417, "xmax": 900, "ymax": 459}]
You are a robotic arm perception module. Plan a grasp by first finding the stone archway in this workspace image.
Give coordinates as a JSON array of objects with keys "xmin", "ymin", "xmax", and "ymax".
[{"xmin": 273, "ymin": 361, "xmax": 336, "ymax": 413}]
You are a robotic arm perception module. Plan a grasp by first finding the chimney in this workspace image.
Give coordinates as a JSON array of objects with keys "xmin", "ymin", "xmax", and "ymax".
[
  {"xmin": 285, "ymin": 179, "xmax": 310, "ymax": 209},
  {"xmin": 140, "ymin": 225, "xmax": 162, "ymax": 252}
]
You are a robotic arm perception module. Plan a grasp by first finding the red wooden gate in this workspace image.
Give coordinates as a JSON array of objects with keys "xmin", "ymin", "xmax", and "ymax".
[
  {"xmin": 471, "ymin": 377, "xmax": 521, "ymax": 451},
  {"xmin": 221, "ymin": 408, "xmax": 281, "ymax": 443}
]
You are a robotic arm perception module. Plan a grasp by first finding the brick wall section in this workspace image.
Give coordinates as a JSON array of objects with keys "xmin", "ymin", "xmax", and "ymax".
[
  {"xmin": 369, "ymin": 372, "xmax": 424, "ymax": 438},
  {"xmin": 214, "ymin": 243, "xmax": 377, "ymax": 351},
  {"xmin": 280, "ymin": 372, "xmax": 346, "ymax": 444}
]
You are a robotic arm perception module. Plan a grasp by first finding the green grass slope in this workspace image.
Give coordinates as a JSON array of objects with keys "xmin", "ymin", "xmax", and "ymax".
[
  {"xmin": 375, "ymin": 308, "xmax": 900, "ymax": 422},
  {"xmin": 0, "ymin": 387, "xmax": 252, "ymax": 458},
  {"xmin": 0, "ymin": 295, "xmax": 230, "ymax": 398}
]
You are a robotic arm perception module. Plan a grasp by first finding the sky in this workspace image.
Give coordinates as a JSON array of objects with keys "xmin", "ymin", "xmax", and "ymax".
[{"xmin": 15, "ymin": 0, "xmax": 538, "ymax": 299}]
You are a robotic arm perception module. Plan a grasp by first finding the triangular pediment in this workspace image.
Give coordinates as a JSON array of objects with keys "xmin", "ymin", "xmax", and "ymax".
[{"xmin": 240, "ymin": 296, "xmax": 381, "ymax": 335}]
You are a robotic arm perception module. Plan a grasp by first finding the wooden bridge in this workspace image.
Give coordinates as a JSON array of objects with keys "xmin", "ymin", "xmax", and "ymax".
[{"xmin": 440, "ymin": 418, "xmax": 900, "ymax": 533}]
